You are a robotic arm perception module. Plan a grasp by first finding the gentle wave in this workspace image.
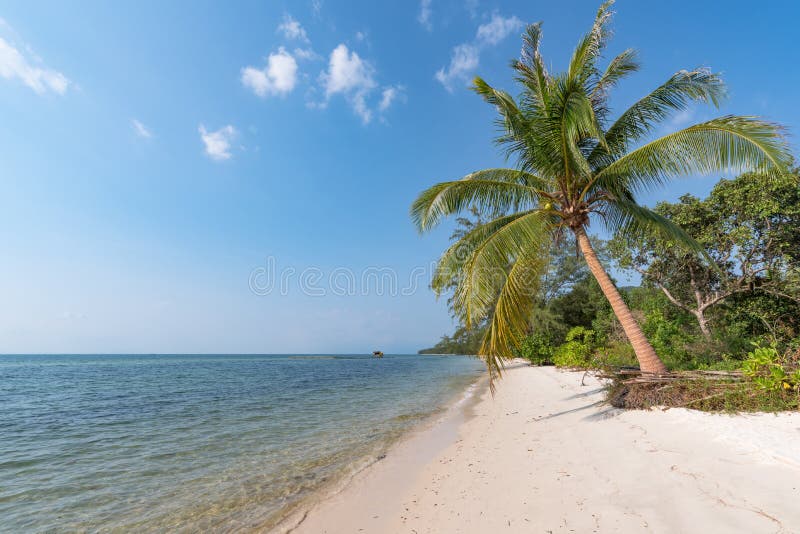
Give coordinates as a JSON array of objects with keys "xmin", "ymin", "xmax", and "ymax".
[{"xmin": 0, "ymin": 354, "xmax": 484, "ymax": 532}]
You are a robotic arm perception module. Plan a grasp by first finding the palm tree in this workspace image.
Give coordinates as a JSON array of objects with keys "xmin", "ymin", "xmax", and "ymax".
[{"xmin": 411, "ymin": 1, "xmax": 792, "ymax": 381}]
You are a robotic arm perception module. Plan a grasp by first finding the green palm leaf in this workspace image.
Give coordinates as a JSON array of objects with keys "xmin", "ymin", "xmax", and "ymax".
[
  {"xmin": 594, "ymin": 68, "xmax": 727, "ymax": 163},
  {"xmin": 594, "ymin": 116, "xmax": 791, "ymax": 195},
  {"xmin": 431, "ymin": 211, "xmax": 535, "ymax": 296},
  {"xmin": 450, "ymin": 211, "xmax": 553, "ymax": 328},
  {"xmin": 512, "ymin": 22, "xmax": 550, "ymax": 110},
  {"xmin": 411, "ymin": 171, "xmax": 543, "ymax": 232},
  {"xmin": 479, "ymin": 247, "xmax": 548, "ymax": 389},
  {"xmin": 591, "ymin": 48, "xmax": 639, "ymax": 103}
]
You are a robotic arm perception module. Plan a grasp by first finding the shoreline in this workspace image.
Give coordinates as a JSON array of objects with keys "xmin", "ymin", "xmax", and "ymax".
[
  {"xmin": 286, "ymin": 361, "xmax": 800, "ymax": 533},
  {"xmin": 272, "ymin": 369, "xmax": 487, "ymax": 533}
]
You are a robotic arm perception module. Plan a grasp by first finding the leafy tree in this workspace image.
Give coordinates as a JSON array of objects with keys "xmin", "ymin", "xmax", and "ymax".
[
  {"xmin": 721, "ymin": 292, "xmax": 800, "ymax": 351},
  {"xmin": 411, "ymin": 1, "xmax": 791, "ymax": 380},
  {"xmin": 540, "ymin": 235, "xmax": 607, "ymax": 301},
  {"xmin": 611, "ymin": 172, "xmax": 800, "ymax": 338}
]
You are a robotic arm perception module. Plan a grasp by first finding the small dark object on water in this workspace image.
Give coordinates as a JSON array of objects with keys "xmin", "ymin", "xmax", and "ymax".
[{"xmin": 373, "ymin": 351, "xmax": 384, "ymax": 358}]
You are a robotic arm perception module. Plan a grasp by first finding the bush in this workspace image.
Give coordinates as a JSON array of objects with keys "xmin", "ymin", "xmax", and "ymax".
[
  {"xmin": 518, "ymin": 332, "xmax": 554, "ymax": 365},
  {"xmin": 553, "ymin": 327, "xmax": 595, "ymax": 368},
  {"xmin": 741, "ymin": 344, "xmax": 800, "ymax": 392},
  {"xmin": 641, "ymin": 308, "xmax": 696, "ymax": 368},
  {"xmin": 593, "ymin": 341, "xmax": 637, "ymax": 369}
]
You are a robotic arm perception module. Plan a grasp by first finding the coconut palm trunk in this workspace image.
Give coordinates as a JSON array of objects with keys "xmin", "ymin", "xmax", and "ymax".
[{"xmin": 574, "ymin": 227, "xmax": 667, "ymax": 374}]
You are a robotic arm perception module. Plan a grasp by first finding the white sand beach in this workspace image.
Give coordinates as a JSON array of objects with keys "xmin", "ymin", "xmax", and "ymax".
[{"xmin": 288, "ymin": 361, "xmax": 800, "ymax": 534}]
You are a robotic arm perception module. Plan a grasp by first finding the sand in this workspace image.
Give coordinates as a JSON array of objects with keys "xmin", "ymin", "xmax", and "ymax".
[{"xmin": 286, "ymin": 361, "xmax": 800, "ymax": 533}]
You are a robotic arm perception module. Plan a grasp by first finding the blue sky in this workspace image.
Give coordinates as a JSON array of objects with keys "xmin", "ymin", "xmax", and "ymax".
[{"xmin": 0, "ymin": 0, "xmax": 798, "ymax": 354}]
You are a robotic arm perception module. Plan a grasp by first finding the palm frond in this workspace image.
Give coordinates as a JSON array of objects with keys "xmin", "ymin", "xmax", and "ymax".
[
  {"xmin": 548, "ymin": 77, "xmax": 606, "ymax": 181},
  {"xmin": 594, "ymin": 69, "xmax": 727, "ymax": 162},
  {"xmin": 512, "ymin": 22, "xmax": 550, "ymax": 110},
  {"xmin": 602, "ymin": 198, "xmax": 705, "ymax": 254},
  {"xmin": 431, "ymin": 210, "xmax": 535, "ymax": 296},
  {"xmin": 450, "ymin": 211, "xmax": 553, "ymax": 328},
  {"xmin": 593, "ymin": 115, "xmax": 791, "ymax": 195},
  {"xmin": 472, "ymin": 77, "xmax": 528, "ymax": 139},
  {"xmin": 479, "ymin": 246, "xmax": 548, "ymax": 390},
  {"xmin": 410, "ymin": 176, "xmax": 540, "ymax": 232},
  {"xmin": 591, "ymin": 48, "xmax": 639, "ymax": 105},
  {"xmin": 567, "ymin": 0, "xmax": 614, "ymax": 87},
  {"xmin": 600, "ymin": 198, "xmax": 720, "ymax": 272}
]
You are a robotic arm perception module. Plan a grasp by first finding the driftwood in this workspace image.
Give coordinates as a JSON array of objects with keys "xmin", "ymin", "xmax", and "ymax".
[{"xmin": 599, "ymin": 368, "xmax": 744, "ymax": 385}]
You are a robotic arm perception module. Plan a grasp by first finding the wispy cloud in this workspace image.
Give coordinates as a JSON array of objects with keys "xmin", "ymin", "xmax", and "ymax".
[
  {"xmin": 321, "ymin": 44, "xmax": 377, "ymax": 123},
  {"xmin": 435, "ymin": 44, "xmax": 479, "ymax": 91},
  {"xmin": 241, "ymin": 47, "xmax": 298, "ymax": 97},
  {"xmin": 476, "ymin": 13, "xmax": 523, "ymax": 45},
  {"xmin": 435, "ymin": 12, "xmax": 523, "ymax": 91},
  {"xmin": 379, "ymin": 85, "xmax": 405, "ymax": 112},
  {"xmin": 293, "ymin": 47, "xmax": 319, "ymax": 61},
  {"xmin": 131, "ymin": 119, "xmax": 152, "ymax": 139},
  {"xmin": 277, "ymin": 14, "xmax": 310, "ymax": 44},
  {"xmin": 0, "ymin": 35, "xmax": 69, "ymax": 95},
  {"xmin": 199, "ymin": 125, "xmax": 237, "ymax": 161},
  {"xmin": 418, "ymin": 0, "xmax": 433, "ymax": 31}
]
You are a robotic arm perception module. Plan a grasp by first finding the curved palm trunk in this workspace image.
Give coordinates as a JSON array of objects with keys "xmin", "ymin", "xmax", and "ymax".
[{"xmin": 574, "ymin": 227, "xmax": 668, "ymax": 374}]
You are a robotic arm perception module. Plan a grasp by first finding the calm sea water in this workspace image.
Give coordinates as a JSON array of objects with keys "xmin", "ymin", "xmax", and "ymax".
[{"xmin": 0, "ymin": 354, "xmax": 484, "ymax": 532}]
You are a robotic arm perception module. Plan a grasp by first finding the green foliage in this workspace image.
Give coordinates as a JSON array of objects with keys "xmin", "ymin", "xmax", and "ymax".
[
  {"xmin": 641, "ymin": 307, "xmax": 695, "ymax": 368},
  {"xmin": 741, "ymin": 344, "xmax": 800, "ymax": 392},
  {"xmin": 549, "ymin": 276, "xmax": 609, "ymax": 333},
  {"xmin": 518, "ymin": 332, "xmax": 554, "ymax": 365},
  {"xmin": 553, "ymin": 327, "xmax": 596, "ymax": 368},
  {"xmin": 593, "ymin": 341, "xmax": 637, "ymax": 369}
]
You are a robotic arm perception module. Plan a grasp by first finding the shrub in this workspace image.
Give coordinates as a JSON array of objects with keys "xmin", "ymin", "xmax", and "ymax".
[
  {"xmin": 553, "ymin": 327, "xmax": 595, "ymax": 368},
  {"xmin": 642, "ymin": 308, "xmax": 696, "ymax": 368},
  {"xmin": 518, "ymin": 332, "xmax": 554, "ymax": 365},
  {"xmin": 741, "ymin": 344, "xmax": 800, "ymax": 392},
  {"xmin": 593, "ymin": 341, "xmax": 637, "ymax": 369}
]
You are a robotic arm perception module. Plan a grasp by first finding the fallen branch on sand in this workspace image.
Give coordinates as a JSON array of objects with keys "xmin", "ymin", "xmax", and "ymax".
[{"xmin": 602, "ymin": 369, "xmax": 798, "ymax": 413}]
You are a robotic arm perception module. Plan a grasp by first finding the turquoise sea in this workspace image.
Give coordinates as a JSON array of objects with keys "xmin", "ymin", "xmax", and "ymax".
[{"xmin": 0, "ymin": 354, "xmax": 484, "ymax": 531}]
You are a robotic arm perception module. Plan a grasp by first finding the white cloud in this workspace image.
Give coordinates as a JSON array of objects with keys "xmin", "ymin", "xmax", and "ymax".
[
  {"xmin": 131, "ymin": 119, "xmax": 152, "ymax": 139},
  {"xmin": 199, "ymin": 124, "xmax": 237, "ymax": 161},
  {"xmin": 418, "ymin": 0, "xmax": 433, "ymax": 31},
  {"xmin": 476, "ymin": 13, "xmax": 523, "ymax": 45},
  {"xmin": 293, "ymin": 47, "xmax": 319, "ymax": 61},
  {"xmin": 241, "ymin": 47, "xmax": 298, "ymax": 97},
  {"xmin": 379, "ymin": 85, "xmax": 404, "ymax": 112},
  {"xmin": 435, "ymin": 12, "xmax": 523, "ymax": 91},
  {"xmin": 277, "ymin": 14, "xmax": 310, "ymax": 44},
  {"xmin": 0, "ymin": 36, "xmax": 69, "ymax": 95},
  {"xmin": 321, "ymin": 44, "xmax": 377, "ymax": 123},
  {"xmin": 435, "ymin": 43, "xmax": 479, "ymax": 91},
  {"xmin": 355, "ymin": 31, "xmax": 366, "ymax": 42}
]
